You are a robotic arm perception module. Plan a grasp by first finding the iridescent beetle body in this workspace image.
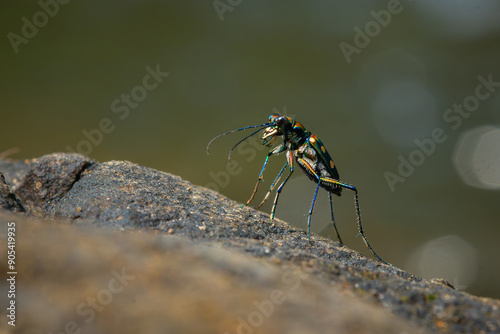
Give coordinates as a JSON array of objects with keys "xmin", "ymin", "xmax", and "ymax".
[{"xmin": 207, "ymin": 114, "xmax": 386, "ymax": 264}]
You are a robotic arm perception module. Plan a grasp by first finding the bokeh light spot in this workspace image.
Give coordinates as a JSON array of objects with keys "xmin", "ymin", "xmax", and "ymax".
[
  {"xmin": 413, "ymin": 0, "xmax": 500, "ymax": 40},
  {"xmin": 406, "ymin": 235, "xmax": 478, "ymax": 290},
  {"xmin": 453, "ymin": 126, "xmax": 500, "ymax": 190}
]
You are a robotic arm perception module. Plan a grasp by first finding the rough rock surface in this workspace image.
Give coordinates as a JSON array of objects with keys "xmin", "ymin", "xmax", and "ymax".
[
  {"xmin": 0, "ymin": 153, "xmax": 499, "ymax": 334},
  {"xmin": 0, "ymin": 171, "xmax": 24, "ymax": 212}
]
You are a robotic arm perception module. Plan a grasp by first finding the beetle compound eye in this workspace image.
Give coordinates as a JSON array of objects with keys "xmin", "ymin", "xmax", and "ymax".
[
  {"xmin": 276, "ymin": 116, "xmax": 287, "ymax": 127},
  {"xmin": 269, "ymin": 113, "xmax": 279, "ymax": 122}
]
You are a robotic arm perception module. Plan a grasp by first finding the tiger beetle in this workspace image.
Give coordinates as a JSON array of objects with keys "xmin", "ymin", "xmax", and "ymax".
[{"xmin": 207, "ymin": 114, "xmax": 386, "ymax": 264}]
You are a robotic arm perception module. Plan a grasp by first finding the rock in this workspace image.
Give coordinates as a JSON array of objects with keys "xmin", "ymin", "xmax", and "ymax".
[
  {"xmin": 2, "ymin": 214, "xmax": 421, "ymax": 334},
  {"xmin": 15, "ymin": 153, "xmax": 95, "ymax": 217},
  {"xmin": 0, "ymin": 157, "xmax": 33, "ymax": 190},
  {"xmin": 1, "ymin": 153, "xmax": 499, "ymax": 334},
  {"xmin": 0, "ymin": 171, "xmax": 24, "ymax": 212}
]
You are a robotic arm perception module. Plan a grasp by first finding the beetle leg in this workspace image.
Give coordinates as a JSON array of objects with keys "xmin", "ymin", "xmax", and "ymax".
[
  {"xmin": 245, "ymin": 144, "xmax": 286, "ymax": 206},
  {"xmin": 328, "ymin": 192, "xmax": 343, "ymax": 244},
  {"xmin": 319, "ymin": 177, "xmax": 387, "ymax": 264},
  {"xmin": 256, "ymin": 161, "xmax": 288, "ymax": 209},
  {"xmin": 269, "ymin": 150, "xmax": 294, "ymax": 222},
  {"xmin": 296, "ymin": 157, "xmax": 322, "ymax": 241}
]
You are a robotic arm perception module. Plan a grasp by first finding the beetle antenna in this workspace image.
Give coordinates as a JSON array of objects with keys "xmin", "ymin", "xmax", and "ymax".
[
  {"xmin": 206, "ymin": 122, "xmax": 270, "ymax": 155},
  {"xmin": 227, "ymin": 127, "xmax": 267, "ymax": 164}
]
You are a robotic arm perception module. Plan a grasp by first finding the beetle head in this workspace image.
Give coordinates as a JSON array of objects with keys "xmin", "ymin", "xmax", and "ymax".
[{"xmin": 262, "ymin": 114, "xmax": 290, "ymax": 145}]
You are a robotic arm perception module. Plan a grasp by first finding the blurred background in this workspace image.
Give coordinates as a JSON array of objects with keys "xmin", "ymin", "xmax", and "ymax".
[{"xmin": 1, "ymin": 1, "xmax": 499, "ymax": 298}]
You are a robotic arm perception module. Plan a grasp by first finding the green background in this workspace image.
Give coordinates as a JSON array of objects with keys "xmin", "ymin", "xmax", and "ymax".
[{"xmin": 1, "ymin": 1, "xmax": 500, "ymax": 298}]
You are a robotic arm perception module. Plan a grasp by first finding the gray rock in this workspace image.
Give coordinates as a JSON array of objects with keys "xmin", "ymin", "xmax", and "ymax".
[
  {"xmin": 2, "ymin": 213, "xmax": 423, "ymax": 334},
  {"xmin": 0, "ymin": 156, "xmax": 33, "ymax": 190},
  {"xmin": 15, "ymin": 153, "xmax": 94, "ymax": 217},
  {"xmin": 0, "ymin": 171, "xmax": 24, "ymax": 212},
  {"xmin": 1, "ymin": 152, "xmax": 499, "ymax": 334}
]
